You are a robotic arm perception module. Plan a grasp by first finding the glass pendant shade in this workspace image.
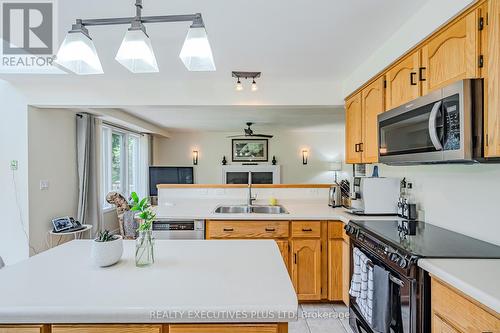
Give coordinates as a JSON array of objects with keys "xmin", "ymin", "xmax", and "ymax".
[
  {"xmin": 179, "ymin": 26, "xmax": 216, "ymax": 71},
  {"xmin": 251, "ymin": 80, "xmax": 258, "ymax": 92},
  {"xmin": 115, "ymin": 29, "xmax": 159, "ymax": 73},
  {"xmin": 54, "ymin": 31, "xmax": 103, "ymax": 75}
]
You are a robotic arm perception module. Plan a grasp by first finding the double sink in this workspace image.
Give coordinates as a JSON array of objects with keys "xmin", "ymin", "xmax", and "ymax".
[{"xmin": 214, "ymin": 204, "xmax": 289, "ymax": 215}]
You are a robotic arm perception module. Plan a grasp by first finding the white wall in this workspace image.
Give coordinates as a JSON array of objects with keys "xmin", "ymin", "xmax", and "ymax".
[
  {"xmin": 0, "ymin": 80, "xmax": 30, "ymax": 264},
  {"xmin": 343, "ymin": 0, "xmax": 474, "ymax": 96},
  {"xmin": 27, "ymin": 108, "xmax": 80, "ymax": 253},
  {"xmin": 27, "ymin": 108, "xmax": 120, "ymax": 254},
  {"xmin": 153, "ymin": 127, "xmax": 347, "ymax": 184},
  {"xmin": 367, "ymin": 164, "xmax": 500, "ymax": 246}
]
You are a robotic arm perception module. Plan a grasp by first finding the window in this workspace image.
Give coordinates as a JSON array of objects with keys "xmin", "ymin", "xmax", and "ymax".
[{"xmin": 102, "ymin": 125, "xmax": 145, "ymax": 209}]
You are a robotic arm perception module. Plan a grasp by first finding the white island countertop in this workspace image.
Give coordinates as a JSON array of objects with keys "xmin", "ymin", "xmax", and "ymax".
[
  {"xmin": 0, "ymin": 240, "xmax": 298, "ymax": 324},
  {"xmin": 419, "ymin": 258, "xmax": 500, "ymax": 314}
]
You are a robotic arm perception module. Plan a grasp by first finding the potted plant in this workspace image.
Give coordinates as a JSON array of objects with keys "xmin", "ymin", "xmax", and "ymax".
[
  {"xmin": 131, "ymin": 192, "xmax": 156, "ymax": 267},
  {"xmin": 91, "ymin": 230, "xmax": 123, "ymax": 267}
]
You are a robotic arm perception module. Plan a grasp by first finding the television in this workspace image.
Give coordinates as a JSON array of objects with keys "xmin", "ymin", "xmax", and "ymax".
[{"xmin": 149, "ymin": 166, "xmax": 194, "ymax": 196}]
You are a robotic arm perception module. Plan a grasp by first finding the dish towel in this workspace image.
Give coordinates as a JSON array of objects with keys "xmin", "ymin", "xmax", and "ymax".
[
  {"xmin": 372, "ymin": 265, "xmax": 391, "ymax": 333},
  {"xmin": 349, "ymin": 247, "xmax": 374, "ymax": 325}
]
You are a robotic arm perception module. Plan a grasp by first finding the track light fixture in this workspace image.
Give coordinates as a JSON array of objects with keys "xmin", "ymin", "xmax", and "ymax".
[
  {"xmin": 54, "ymin": 0, "xmax": 215, "ymax": 74},
  {"xmin": 232, "ymin": 71, "xmax": 261, "ymax": 92}
]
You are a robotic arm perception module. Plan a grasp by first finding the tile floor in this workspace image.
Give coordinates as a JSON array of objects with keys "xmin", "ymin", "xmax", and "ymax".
[{"xmin": 290, "ymin": 303, "xmax": 354, "ymax": 333}]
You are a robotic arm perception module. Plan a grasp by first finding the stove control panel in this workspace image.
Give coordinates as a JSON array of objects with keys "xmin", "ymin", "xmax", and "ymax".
[{"xmin": 345, "ymin": 223, "xmax": 414, "ymax": 271}]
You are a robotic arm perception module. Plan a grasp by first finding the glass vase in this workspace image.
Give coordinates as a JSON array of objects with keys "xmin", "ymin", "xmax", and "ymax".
[{"xmin": 135, "ymin": 230, "xmax": 154, "ymax": 267}]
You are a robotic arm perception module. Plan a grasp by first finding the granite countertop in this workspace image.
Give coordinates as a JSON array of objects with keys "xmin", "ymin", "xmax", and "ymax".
[
  {"xmin": 0, "ymin": 240, "xmax": 297, "ymax": 324},
  {"xmin": 419, "ymin": 258, "xmax": 500, "ymax": 314}
]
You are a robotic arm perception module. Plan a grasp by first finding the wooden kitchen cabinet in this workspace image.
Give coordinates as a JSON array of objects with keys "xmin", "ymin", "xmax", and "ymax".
[
  {"xmin": 290, "ymin": 239, "xmax": 322, "ymax": 300},
  {"xmin": 345, "ymin": 93, "xmax": 363, "ymax": 164},
  {"xmin": 168, "ymin": 323, "xmax": 287, "ymax": 333},
  {"xmin": 206, "ymin": 221, "xmax": 289, "ymax": 239},
  {"xmin": 431, "ymin": 277, "xmax": 500, "ymax": 332},
  {"xmin": 0, "ymin": 326, "xmax": 49, "ymax": 333},
  {"xmin": 345, "ymin": 76, "xmax": 384, "ymax": 164},
  {"xmin": 361, "ymin": 77, "xmax": 385, "ymax": 163},
  {"xmin": 385, "ymin": 50, "xmax": 421, "ymax": 110},
  {"xmin": 327, "ymin": 221, "xmax": 351, "ymax": 304},
  {"xmin": 51, "ymin": 325, "xmax": 163, "ymax": 333},
  {"xmin": 275, "ymin": 239, "xmax": 290, "ymax": 272},
  {"xmin": 421, "ymin": 10, "xmax": 479, "ymax": 95},
  {"xmin": 485, "ymin": 0, "xmax": 500, "ymax": 157}
]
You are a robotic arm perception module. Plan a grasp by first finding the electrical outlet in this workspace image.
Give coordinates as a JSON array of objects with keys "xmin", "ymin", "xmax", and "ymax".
[
  {"xmin": 10, "ymin": 160, "xmax": 18, "ymax": 170},
  {"xmin": 40, "ymin": 180, "xmax": 49, "ymax": 190}
]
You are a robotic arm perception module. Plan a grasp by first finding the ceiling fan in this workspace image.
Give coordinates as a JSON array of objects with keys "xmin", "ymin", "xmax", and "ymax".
[{"xmin": 227, "ymin": 122, "xmax": 274, "ymax": 138}]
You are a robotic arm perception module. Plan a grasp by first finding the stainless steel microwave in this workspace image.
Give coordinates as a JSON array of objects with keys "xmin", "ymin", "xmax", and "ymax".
[{"xmin": 378, "ymin": 79, "xmax": 485, "ymax": 164}]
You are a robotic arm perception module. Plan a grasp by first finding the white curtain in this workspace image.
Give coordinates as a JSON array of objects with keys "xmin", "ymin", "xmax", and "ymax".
[
  {"xmin": 139, "ymin": 133, "xmax": 151, "ymax": 198},
  {"xmin": 76, "ymin": 113, "xmax": 103, "ymax": 236}
]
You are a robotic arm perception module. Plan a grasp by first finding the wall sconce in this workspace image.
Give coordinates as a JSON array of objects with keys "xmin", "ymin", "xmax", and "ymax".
[
  {"xmin": 302, "ymin": 150, "xmax": 309, "ymax": 165},
  {"xmin": 192, "ymin": 150, "xmax": 199, "ymax": 165}
]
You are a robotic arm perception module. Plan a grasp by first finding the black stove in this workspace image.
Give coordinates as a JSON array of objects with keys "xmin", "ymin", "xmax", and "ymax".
[
  {"xmin": 344, "ymin": 220, "xmax": 500, "ymax": 333},
  {"xmin": 348, "ymin": 220, "xmax": 500, "ymax": 259}
]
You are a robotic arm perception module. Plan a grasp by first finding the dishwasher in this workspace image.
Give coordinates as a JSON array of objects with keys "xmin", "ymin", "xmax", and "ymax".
[{"xmin": 152, "ymin": 219, "xmax": 205, "ymax": 239}]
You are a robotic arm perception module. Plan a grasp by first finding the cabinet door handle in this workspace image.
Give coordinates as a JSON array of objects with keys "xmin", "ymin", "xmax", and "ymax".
[
  {"xmin": 359, "ymin": 142, "xmax": 364, "ymax": 152},
  {"xmin": 355, "ymin": 143, "xmax": 360, "ymax": 152},
  {"xmin": 294, "ymin": 253, "xmax": 297, "ymax": 264},
  {"xmin": 223, "ymin": 228, "xmax": 234, "ymax": 232},
  {"xmin": 265, "ymin": 227, "xmax": 276, "ymax": 232},
  {"xmin": 410, "ymin": 72, "xmax": 417, "ymax": 86},
  {"xmin": 302, "ymin": 228, "xmax": 313, "ymax": 232},
  {"xmin": 419, "ymin": 67, "xmax": 426, "ymax": 81}
]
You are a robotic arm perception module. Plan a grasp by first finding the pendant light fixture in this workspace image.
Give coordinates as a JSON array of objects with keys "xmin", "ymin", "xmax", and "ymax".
[
  {"xmin": 232, "ymin": 71, "xmax": 261, "ymax": 92},
  {"xmin": 54, "ymin": 0, "xmax": 215, "ymax": 75},
  {"xmin": 54, "ymin": 21, "xmax": 103, "ymax": 75},
  {"xmin": 235, "ymin": 79, "xmax": 243, "ymax": 91},
  {"xmin": 180, "ymin": 17, "xmax": 216, "ymax": 71},
  {"xmin": 251, "ymin": 79, "xmax": 258, "ymax": 92},
  {"xmin": 115, "ymin": 21, "xmax": 159, "ymax": 73}
]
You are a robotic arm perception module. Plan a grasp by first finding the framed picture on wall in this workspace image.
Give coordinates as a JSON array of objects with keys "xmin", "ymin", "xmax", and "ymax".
[{"xmin": 232, "ymin": 139, "xmax": 269, "ymax": 162}]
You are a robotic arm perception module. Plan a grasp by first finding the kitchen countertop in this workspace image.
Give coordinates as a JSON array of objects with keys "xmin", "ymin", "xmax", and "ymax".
[
  {"xmin": 154, "ymin": 200, "xmax": 400, "ymax": 223},
  {"xmin": 419, "ymin": 258, "xmax": 500, "ymax": 314},
  {"xmin": 0, "ymin": 240, "xmax": 297, "ymax": 324}
]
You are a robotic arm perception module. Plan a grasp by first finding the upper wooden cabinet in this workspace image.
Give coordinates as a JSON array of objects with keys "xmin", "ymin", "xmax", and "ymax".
[
  {"xmin": 345, "ymin": 93, "xmax": 363, "ymax": 164},
  {"xmin": 344, "ymin": 77, "xmax": 385, "ymax": 164},
  {"xmin": 385, "ymin": 50, "xmax": 421, "ymax": 110},
  {"xmin": 421, "ymin": 10, "xmax": 479, "ymax": 95},
  {"xmin": 361, "ymin": 77, "xmax": 385, "ymax": 163},
  {"xmin": 485, "ymin": 0, "xmax": 500, "ymax": 157}
]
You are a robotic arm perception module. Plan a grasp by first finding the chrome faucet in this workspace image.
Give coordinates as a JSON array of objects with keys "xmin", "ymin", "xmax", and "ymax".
[{"xmin": 247, "ymin": 171, "xmax": 256, "ymax": 206}]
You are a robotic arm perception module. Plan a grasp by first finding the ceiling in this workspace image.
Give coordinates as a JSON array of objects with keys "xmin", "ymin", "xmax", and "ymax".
[
  {"xmin": 0, "ymin": 0, "xmax": 431, "ymax": 107},
  {"xmin": 116, "ymin": 105, "xmax": 345, "ymax": 132}
]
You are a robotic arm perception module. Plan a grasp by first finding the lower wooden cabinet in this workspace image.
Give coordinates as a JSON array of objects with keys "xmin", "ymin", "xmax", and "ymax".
[
  {"xmin": 0, "ymin": 326, "xmax": 49, "ymax": 333},
  {"xmin": 1, "ymin": 324, "xmax": 288, "ymax": 333},
  {"xmin": 51, "ymin": 325, "xmax": 162, "ymax": 333},
  {"xmin": 431, "ymin": 277, "xmax": 500, "ymax": 332},
  {"xmin": 275, "ymin": 240, "xmax": 289, "ymax": 273},
  {"xmin": 327, "ymin": 221, "xmax": 350, "ymax": 304},
  {"xmin": 168, "ymin": 323, "xmax": 287, "ymax": 333},
  {"xmin": 290, "ymin": 239, "xmax": 322, "ymax": 300}
]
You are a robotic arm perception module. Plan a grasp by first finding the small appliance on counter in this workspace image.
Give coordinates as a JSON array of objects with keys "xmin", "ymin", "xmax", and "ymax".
[
  {"xmin": 347, "ymin": 177, "xmax": 400, "ymax": 215},
  {"xmin": 398, "ymin": 178, "xmax": 418, "ymax": 220},
  {"xmin": 328, "ymin": 185, "xmax": 342, "ymax": 207}
]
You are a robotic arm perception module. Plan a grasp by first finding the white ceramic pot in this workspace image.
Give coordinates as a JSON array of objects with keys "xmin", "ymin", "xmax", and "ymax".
[{"xmin": 91, "ymin": 235, "xmax": 123, "ymax": 267}]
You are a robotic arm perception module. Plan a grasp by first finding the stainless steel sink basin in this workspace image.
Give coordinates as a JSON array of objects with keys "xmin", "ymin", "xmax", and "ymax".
[{"xmin": 214, "ymin": 205, "xmax": 289, "ymax": 214}]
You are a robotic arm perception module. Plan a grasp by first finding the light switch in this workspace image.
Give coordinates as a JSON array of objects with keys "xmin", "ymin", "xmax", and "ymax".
[{"xmin": 40, "ymin": 180, "xmax": 49, "ymax": 190}]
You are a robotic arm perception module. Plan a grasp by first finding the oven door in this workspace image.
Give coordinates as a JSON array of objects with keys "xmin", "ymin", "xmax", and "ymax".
[
  {"xmin": 349, "ymin": 244, "xmax": 416, "ymax": 333},
  {"xmin": 379, "ymin": 88, "xmax": 445, "ymax": 164}
]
